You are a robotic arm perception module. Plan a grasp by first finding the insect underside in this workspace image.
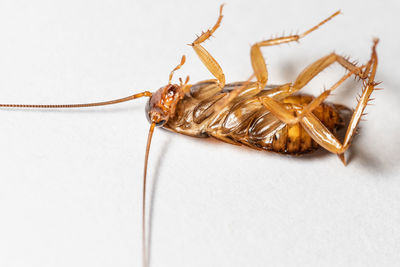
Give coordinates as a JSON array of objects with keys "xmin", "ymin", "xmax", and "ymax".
[
  {"xmin": 165, "ymin": 81, "xmax": 347, "ymax": 155},
  {"xmin": 0, "ymin": 4, "xmax": 380, "ymax": 267}
]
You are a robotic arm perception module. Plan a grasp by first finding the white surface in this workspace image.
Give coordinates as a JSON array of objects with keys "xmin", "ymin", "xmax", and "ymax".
[{"xmin": 0, "ymin": 0, "xmax": 399, "ymax": 267}]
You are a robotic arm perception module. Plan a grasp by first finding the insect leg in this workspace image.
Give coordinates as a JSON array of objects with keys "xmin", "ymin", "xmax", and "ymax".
[
  {"xmin": 189, "ymin": 4, "xmax": 226, "ymax": 88},
  {"xmin": 300, "ymin": 39, "xmax": 379, "ymax": 164},
  {"xmin": 197, "ymin": 10, "xmax": 340, "ymax": 115},
  {"xmin": 280, "ymin": 53, "xmax": 367, "ymax": 99},
  {"xmin": 258, "ymin": 69, "xmax": 355, "ymax": 125},
  {"xmin": 250, "ymin": 10, "xmax": 341, "ymax": 91},
  {"xmin": 211, "ymin": 11, "xmax": 341, "ymax": 115},
  {"xmin": 258, "ymin": 96, "xmax": 299, "ymax": 124}
]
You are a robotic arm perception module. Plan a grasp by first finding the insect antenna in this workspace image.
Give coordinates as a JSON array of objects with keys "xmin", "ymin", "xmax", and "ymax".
[
  {"xmin": 168, "ymin": 55, "xmax": 186, "ymax": 84},
  {"xmin": 0, "ymin": 91, "xmax": 152, "ymax": 109},
  {"xmin": 142, "ymin": 122, "xmax": 156, "ymax": 267},
  {"xmin": 0, "ymin": 89, "xmax": 155, "ymax": 267}
]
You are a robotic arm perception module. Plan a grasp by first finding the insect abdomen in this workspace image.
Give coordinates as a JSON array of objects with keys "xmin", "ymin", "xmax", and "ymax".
[
  {"xmin": 217, "ymin": 95, "xmax": 343, "ymax": 154},
  {"xmin": 259, "ymin": 95, "xmax": 343, "ymax": 154}
]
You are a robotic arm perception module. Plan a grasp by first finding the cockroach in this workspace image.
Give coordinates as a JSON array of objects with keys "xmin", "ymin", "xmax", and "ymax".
[{"xmin": 0, "ymin": 5, "xmax": 379, "ymax": 267}]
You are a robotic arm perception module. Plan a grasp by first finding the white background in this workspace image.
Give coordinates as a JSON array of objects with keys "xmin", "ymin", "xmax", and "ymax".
[{"xmin": 0, "ymin": 0, "xmax": 399, "ymax": 267}]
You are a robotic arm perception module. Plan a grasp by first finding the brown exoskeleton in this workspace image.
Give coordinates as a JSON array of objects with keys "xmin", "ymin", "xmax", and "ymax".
[{"xmin": 0, "ymin": 5, "xmax": 379, "ymax": 267}]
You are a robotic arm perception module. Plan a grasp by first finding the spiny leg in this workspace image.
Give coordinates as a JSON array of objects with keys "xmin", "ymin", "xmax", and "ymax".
[
  {"xmin": 299, "ymin": 39, "xmax": 379, "ymax": 164},
  {"xmin": 189, "ymin": 4, "xmax": 225, "ymax": 88},
  {"xmin": 261, "ymin": 52, "xmax": 367, "ymax": 102},
  {"xmin": 219, "ymin": 10, "xmax": 342, "ymax": 111},
  {"xmin": 281, "ymin": 53, "xmax": 367, "ymax": 99},
  {"xmin": 258, "ymin": 69, "xmax": 356, "ymax": 125},
  {"xmin": 251, "ymin": 10, "xmax": 341, "ymax": 91},
  {"xmin": 257, "ymin": 47, "xmax": 374, "ymax": 101},
  {"xmin": 257, "ymin": 39, "xmax": 378, "ymax": 106},
  {"xmin": 340, "ymin": 39, "xmax": 379, "ymax": 158},
  {"xmin": 299, "ymin": 67, "xmax": 364, "ymax": 115},
  {"xmin": 211, "ymin": 11, "xmax": 342, "ymax": 116}
]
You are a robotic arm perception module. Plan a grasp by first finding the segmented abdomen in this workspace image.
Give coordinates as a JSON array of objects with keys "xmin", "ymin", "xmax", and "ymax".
[{"xmin": 164, "ymin": 81, "xmax": 344, "ymax": 155}]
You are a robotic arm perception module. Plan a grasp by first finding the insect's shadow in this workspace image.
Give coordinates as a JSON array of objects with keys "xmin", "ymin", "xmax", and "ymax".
[
  {"xmin": 294, "ymin": 136, "xmax": 387, "ymax": 175},
  {"xmin": 144, "ymin": 124, "xmax": 391, "ymax": 266}
]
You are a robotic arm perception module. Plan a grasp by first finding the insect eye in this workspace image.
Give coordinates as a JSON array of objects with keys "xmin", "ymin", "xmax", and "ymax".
[
  {"xmin": 155, "ymin": 120, "xmax": 166, "ymax": 126},
  {"xmin": 167, "ymin": 88, "xmax": 175, "ymax": 97}
]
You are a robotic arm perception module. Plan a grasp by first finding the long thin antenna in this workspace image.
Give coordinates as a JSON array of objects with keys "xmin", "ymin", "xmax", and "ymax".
[
  {"xmin": 143, "ymin": 122, "xmax": 156, "ymax": 267},
  {"xmin": 0, "ymin": 91, "xmax": 152, "ymax": 109}
]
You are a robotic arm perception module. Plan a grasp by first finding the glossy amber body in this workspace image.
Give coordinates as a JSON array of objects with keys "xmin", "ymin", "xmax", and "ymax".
[{"xmin": 165, "ymin": 80, "xmax": 345, "ymax": 155}]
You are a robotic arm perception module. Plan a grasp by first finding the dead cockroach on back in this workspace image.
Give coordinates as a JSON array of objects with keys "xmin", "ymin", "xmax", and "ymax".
[{"xmin": 0, "ymin": 4, "xmax": 379, "ymax": 267}]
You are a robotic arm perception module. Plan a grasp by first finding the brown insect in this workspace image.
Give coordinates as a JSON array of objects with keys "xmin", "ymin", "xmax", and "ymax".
[{"xmin": 0, "ymin": 5, "xmax": 379, "ymax": 267}]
